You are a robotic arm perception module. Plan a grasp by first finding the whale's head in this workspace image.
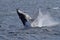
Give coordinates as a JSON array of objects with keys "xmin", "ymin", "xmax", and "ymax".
[{"xmin": 16, "ymin": 9, "xmax": 32, "ymax": 28}]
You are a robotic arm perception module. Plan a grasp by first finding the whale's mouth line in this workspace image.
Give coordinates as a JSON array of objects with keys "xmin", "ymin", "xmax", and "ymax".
[{"xmin": 16, "ymin": 8, "xmax": 59, "ymax": 28}]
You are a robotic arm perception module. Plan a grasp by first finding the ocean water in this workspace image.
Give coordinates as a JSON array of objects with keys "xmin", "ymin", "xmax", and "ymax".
[{"xmin": 0, "ymin": 0, "xmax": 60, "ymax": 40}]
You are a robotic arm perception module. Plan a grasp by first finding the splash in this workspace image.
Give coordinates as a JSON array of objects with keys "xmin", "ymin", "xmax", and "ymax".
[
  {"xmin": 31, "ymin": 9, "xmax": 59, "ymax": 27},
  {"xmin": 52, "ymin": 7, "xmax": 60, "ymax": 10}
]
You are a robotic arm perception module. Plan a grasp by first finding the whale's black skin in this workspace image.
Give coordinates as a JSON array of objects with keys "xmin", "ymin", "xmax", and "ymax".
[
  {"xmin": 16, "ymin": 9, "xmax": 32, "ymax": 28},
  {"xmin": 16, "ymin": 9, "xmax": 27, "ymax": 25}
]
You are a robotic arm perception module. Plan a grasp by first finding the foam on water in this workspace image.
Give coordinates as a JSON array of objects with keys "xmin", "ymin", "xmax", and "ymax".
[{"xmin": 31, "ymin": 8, "xmax": 59, "ymax": 27}]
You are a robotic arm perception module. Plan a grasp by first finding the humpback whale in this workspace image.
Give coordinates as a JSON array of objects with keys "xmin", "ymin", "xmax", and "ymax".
[
  {"xmin": 16, "ymin": 8, "xmax": 59, "ymax": 28},
  {"xmin": 16, "ymin": 9, "xmax": 32, "ymax": 28}
]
